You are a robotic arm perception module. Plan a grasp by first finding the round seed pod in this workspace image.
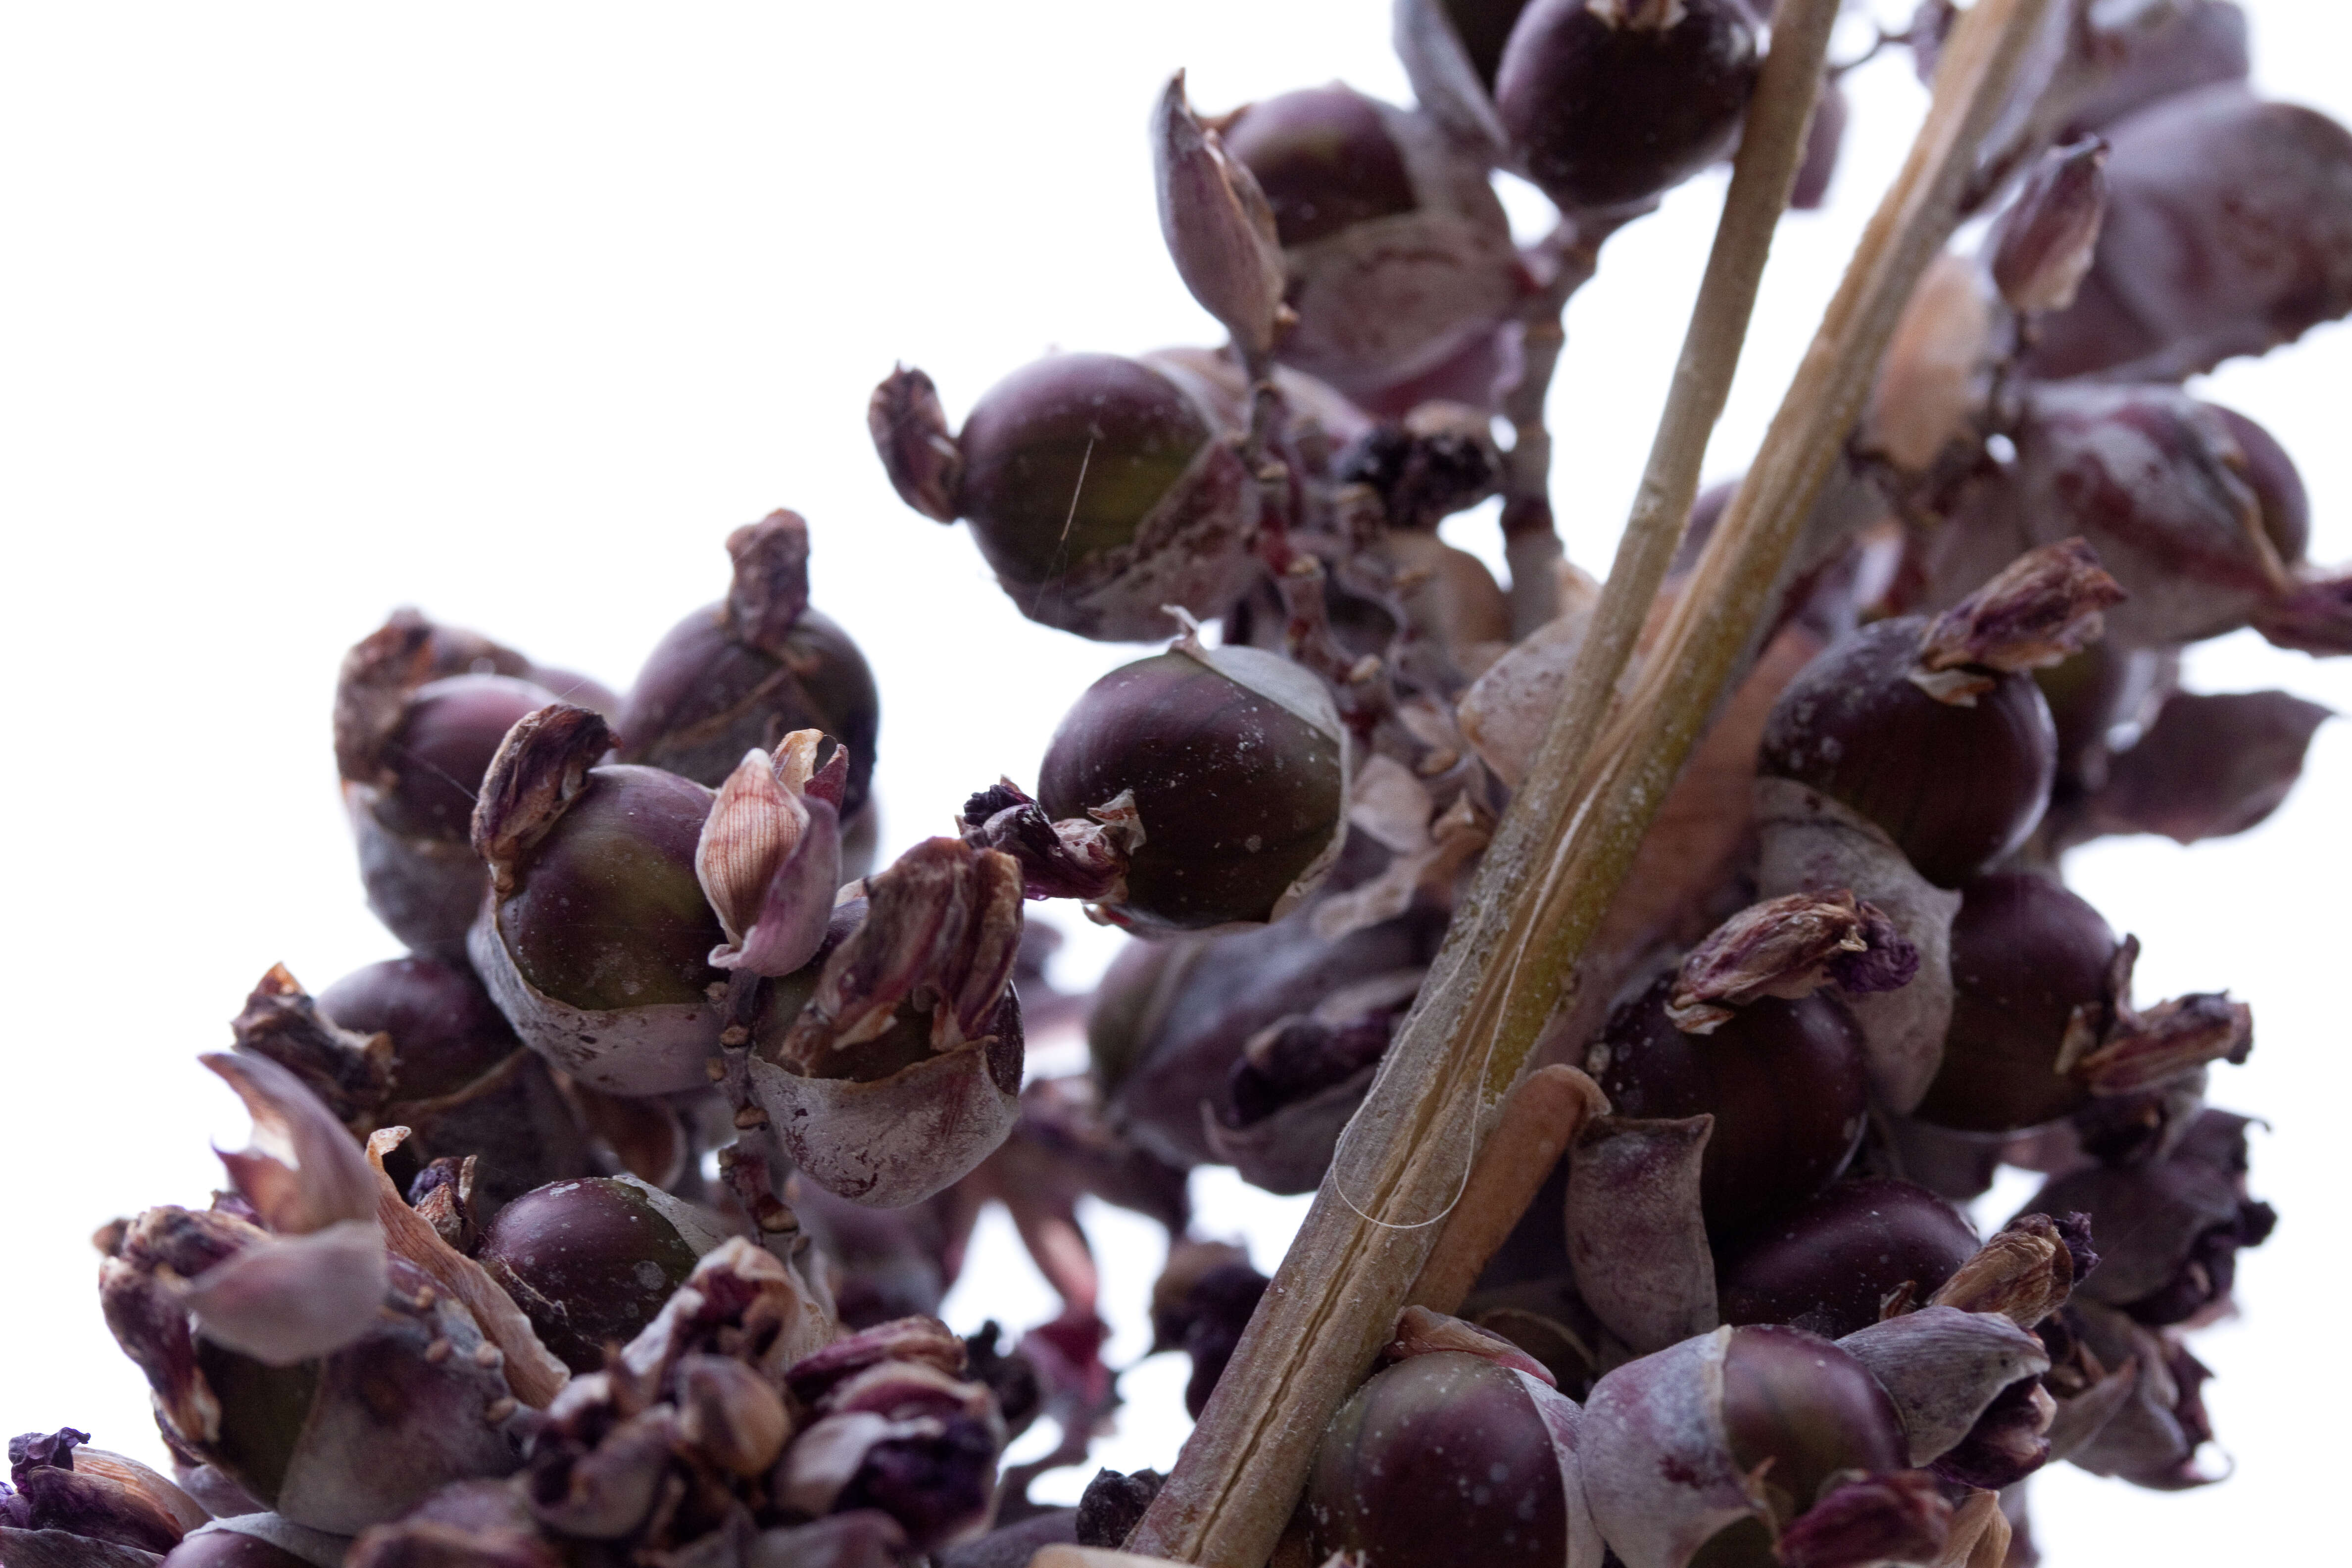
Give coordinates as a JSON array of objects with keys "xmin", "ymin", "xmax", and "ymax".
[
  {"xmin": 1495, "ymin": 0, "xmax": 1760, "ymax": 214},
  {"xmin": 160, "ymin": 1533, "xmax": 320, "ymax": 1567},
  {"xmin": 1219, "ymin": 85, "xmax": 1528, "ymax": 412},
  {"xmin": 317, "ymin": 956, "xmax": 592, "ymax": 1222},
  {"xmin": 1039, "ymin": 642, "xmax": 1347, "ymax": 933},
  {"xmin": 1912, "ymin": 873, "xmax": 2122, "ymax": 1133},
  {"xmin": 2208, "ymin": 402, "xmax": 2309, "ymax": 564},
  {"xmin": 1307, "ymin": 1350, "xmax": 1592, "ymax": 1568},
  {"xmin": 952, "ymin": 353, "xmax": 1259, "ymax": 641},
  {"xmin": 617, "ymin": 512, "xmax": 879, "ymax": 811},
  {"xmin": 1717, "ymin": 1178, "xmax": 1980, "ymax": 1339},
  {"xmin": 1759, "ymin": 617, "xmax": 2058, "ymax": 887},
  {"xmin": 1593, "ymin": 978, "xmax": 1869, "ymax": 1240},
  {"xmin": 475, "ymin": 1176, "xmax": 729, "ymax": 1374},
  {"xmin": 470, "ymin": 710, "xmax": 733, "ymax": 1096},
  {"xmin": 1717, "ymin": 1324, "xmax": 1910, "ymax": 1530}
]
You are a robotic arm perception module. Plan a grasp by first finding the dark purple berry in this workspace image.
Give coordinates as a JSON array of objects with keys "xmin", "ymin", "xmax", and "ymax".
[{"xmin": 1717, "ymin": 1178, "xmax": 1979, "ymax": 1339}]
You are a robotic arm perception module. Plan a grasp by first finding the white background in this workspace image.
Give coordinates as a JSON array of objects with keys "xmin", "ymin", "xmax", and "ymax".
[{"xmin": 1, "ymin": 3, "xmax": 2344, "ymax": 1562}]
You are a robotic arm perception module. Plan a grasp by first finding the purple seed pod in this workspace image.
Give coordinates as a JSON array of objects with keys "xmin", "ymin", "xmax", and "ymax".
[
  {"xmin": 1218, "ymin": 83, "xmax": 1529, "ymax": 412},
  {"xmin": 1086, "ymin": 900, "xmax": 1440, "ymax": 1184},
  {"xmin": 2080, "ymin": 688, "xmax": 2332, "ymax": 846},
  {"xmin": 746, "ymin": 838, "xmax": 1027, "ymax": 1207},
  {"xmin": 871, "ymin": 353, "xmax": 1262, "ymax": 642},
  {"xmin": 2026, "ymin": 86, "xmax": 2352, "ymax": 383},
  {"xmin": 2056, "ymin": 0, "xmax": 2248, "ymax": 137},
  {"xmin": 467, "ymin": 704, "xmax": 733, "ymax": 1097},
  {"xmin": 1307, "ymin": 1339, "xmax": 1599, "ymax": 1568},
  {"xmin": 1589, "ymin": 974, "xmax": 1868, "ymax": 1240},
  {"xmin": 1987, "ymin": 137, "xmax": 2109, "ymax": 316},
  {"xmin": 101, "ymin": 1207, "xmax": 524, "ymax": 1535},
  {"xmin": 1751, "ymin": 780, "xmax": 1962, "ymax": 1116},
  {"xmin": 474, "ymin": 1176, "xmax": 730, "ymax": 1375},
  {"xmin": 335, "ymin": 612, "xmax": 568, "ymax": 954},
  {"xmin": 2027, "ymin": 1109, "xmax": 2273, "ymax": 1328},
  {"xmin": 1037, "ymin": 638, "xmax": 1348, "ymax": 934},
  {"xmin": 0, "ymin": 1429, "xmax": 209, "ymax": 1559},
  {"xmin": 1495, "ymin": 0, "xmax": 1760, "ymax": 216},
  {"xmin": 1916, "ymin": 872, "xmax": 2252, "ymax": 1133},
  {"xmin": 615, "ymin": 512, "xmax": 880, "ymax": 812},
  {"xmin": 1717, "ymin": 1178, "xmax": 1980, "ymax": 1340},
  {"xmin": 1761, "ymin": 537, "xmax": 2122, "ymax": 885},
  {"xmin": 1581, "ymin": 1324, "xmax": 1941, "ymax": 1568},
  {"xmin": 2006, "ymin": 383, "xmax": 2294, "ymax": 649},
  {"xmin": 1152, "ymin": 72, "xmax": 1287, "ymax": 361}
]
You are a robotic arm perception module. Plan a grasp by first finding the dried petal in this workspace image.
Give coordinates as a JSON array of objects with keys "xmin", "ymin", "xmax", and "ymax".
[
  {"xmin": 1564, "ymin": 1116, "xmax": 1717, "ymax": 1355},
  {"xmin": 724, "ymin": 511, "xmax": 813, "ymax": 656},
  {"xmin": 2088, "ymin": 688, "xmax": 2331, "ymax": 843},
  {"xmin": 229, "ymin": 966, "xmax": 394, "ymax": 1127},
  {"xmin": 1666, "ymin": 891, "xmax": 1915, "ymax": 1032},
  {"xmin": 2073, "ymin": 991, "xmax": 2252, "ymax": 1095},
  {"xmin": 1152, "ymin": 72, "xmax": 1287, "ymax": 358},
  {"xmin": 1927, "ymin": 1212, "xmax": 2081, "ymax": 1327},
  {"xmin": 179, "ymin": 1220, "xmax": 387, "ymax": 1366},
  {"xmin": 1915, "ymin": 539, "xmax": 2126, "ymax": 682},
  {"xmin": 1578, "ymin": 1328, "xmax": 1758, "ymax": 1568},
  {"xmin": 1989, "ymin": 138, "xmax": 2109, "ymax": 314},
  {"xmin": 615, "ymin": 1237, "xmax": 836, "ymax": 1393},
  {"xmin": 960, "ymin": 781, "xmax": 1131, "ymax": 903},
  {"xmin": 869, "ymin": 365, "xmax": 963, "ymax": 523},
  {"xmin": 699, "ymin": 748, "xmax": 809, "ymax": 943},
  {"xmin": 526, "ymin": 1404, "xmax": 676, "ymax": 1539}
]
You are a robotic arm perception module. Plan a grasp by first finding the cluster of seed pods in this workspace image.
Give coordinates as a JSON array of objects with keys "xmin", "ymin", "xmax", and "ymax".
[{"xmin": 4, "ymin": 3, "xmax": 2339, "ymax": 1567}]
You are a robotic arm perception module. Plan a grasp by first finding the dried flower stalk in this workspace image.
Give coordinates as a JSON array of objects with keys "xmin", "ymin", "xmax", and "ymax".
[{"xmin": 1130, "ymin": 3, "xmax": 2065, "ymax": 1563}]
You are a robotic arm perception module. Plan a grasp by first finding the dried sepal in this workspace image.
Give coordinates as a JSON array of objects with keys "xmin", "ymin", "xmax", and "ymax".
[
  {"xmin": 2069, "ymin": 990, "xmax": 2252, "ymax": 1096},
  {"xmin": 1988, "ymin": 137, "xmax": 2109, "ymax": 314},
  {"xmin": 362, "ymin": 1130, "xmax": 569, "ymax": 1409},
  {"xmin": 1564, "ymin": 1115, "xmax": 1717, "ymax": 1356},
  {"xmin": 1152, "ymin": 72, "xmax": 1287, "ymax": 359},
  {"xmin": 0, "ymin": 1430, "xmax": 205, "ymax": 1556},
  {"xmin": 177, "ymin": 1218, "xmax": 387, "ymax": 1368},
  {"xmin": 332, "ymin": 611, "xmax": 441, "ymax": 788},
  {"xmin": 1835, "ymin": 1307, "xmax": 2051, "ymax": 1466},
  {"xmin": 868, "ymin": 364, "xmax": 963, "ymax": 523},
  {"xmin": 2254, "ymin": 563, "xmax": 2352, "ymax": 654},
  {"xmin": 786, "ymin": 1317, "xmax": 969, "ymax": 1406},
  {"xmin": 468, "ymin": 704, "xmax": 612, "ymax": 899},
  {"xmin": 202, "ymin": 1052, "xmax": 382, "ymax": 1236},
  {"xmin": 1666, "ymin": 890, "xmax": 1918, "ymax": 1033},
  {"xmin": 228, "ymin": 966, "xmax": 395, "ymax": 1129},
  {"xmin": 1913, "ymin": 539, "xmax": 2126, "ymax": 698},
  {"xmin": 2085, "ymin": 688, "xmax": 2331, "ymax": 844},
  {"xmin": 1753, "ymin": 780, "xmax": 1962, "ymax": 1114},
  {"xmin": 960, "ymin": 780, "xmax": 1134, "ymax": 903},
  {"xmin": 1773, "ymin": 1470, "xmax": 1951, "ymax": 1568},
  {"xmin": 1577, "ymin": 1329, "xmax": 1757, "ymax": 1568},
  {"xmin": 722, "ymin": 510, "xmax": 814, "ymax": 657},
  {"xmin": 614, "ymin": 1237, "xmax": 836, "ymax": 1395}
]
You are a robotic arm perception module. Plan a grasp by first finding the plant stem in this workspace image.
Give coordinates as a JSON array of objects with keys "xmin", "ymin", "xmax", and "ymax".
[{"xmin": 1127, "ymin": 3, "xmax": 2059, "ymax": 1563}]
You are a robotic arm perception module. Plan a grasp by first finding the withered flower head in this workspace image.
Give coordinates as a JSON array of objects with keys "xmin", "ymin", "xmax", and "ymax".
[
  {"xmin": 1912, "ymin": 538, "xmax": 2127, "ymax": 699},
  {"xmin": 1665, "ymin": 889, "xmax": 1919, "ymax": 1033}
]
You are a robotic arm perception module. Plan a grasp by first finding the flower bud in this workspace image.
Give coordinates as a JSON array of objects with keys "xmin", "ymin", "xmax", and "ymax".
[
  {"xmin": 1152, "ymin": 72, "xmax": 1286, "ymax": 359},
  {"xmin": 1307, "ymin": 1346, "xmax": 1598, "ymax": 1568},
  {"xmin": 1038, "ymin": 640, "xmax": 1347, "ymax": 933},
  {"xmin": 1988, "ymin": 138, "xmax": 2109, "ymax": 315},
  {"xmin": 1760, "ymin": 615, "xmax": 2058, "ymax": 888},
  {"xmin": 1218, "ymin": 84, "xmax": 1527, "ymax": 412},
  {"xmin": 468, "ymin": 704, "xmax": 733, "ymax": 1096},
  {"xmin": 1495, "ymin": 0, "xmax": 1760, "ymax": 215},
  {"xmin": 615, "ymin": 512, "xmax": 879, "ymax": 813},
  {"xmin": 891, "ymin": 353, "xmax": 1261, "ymax": 641},
  {"xmin": 475, "ymin": 1176, "xmax": 729, "ymax": 1374},
  {"xmin": 1717, "ymin": 1178, "xmax": 1980, "ymax": 1340},
  {"xmin": 2083, "ymin": 688, "xmax": 2331, "ymax": 845},
  {"xmin": 2027, "ymin": 87, "xmax": 2352, "ymax": 382},
  {"xmin": 747, "ymin": 839, "xmax": 1027, "ymax": 1207},
  {"xmin": 2029, "ymin": 1109, "xmax": 2273, "ymax": 1327},
  {"xmin": 336, "ymin": 613, "xmax": 570, "ymax": 954},
  {"xmin": 1590, "ymin": 975, "xmax": 1868, "ymax": 1240}
]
